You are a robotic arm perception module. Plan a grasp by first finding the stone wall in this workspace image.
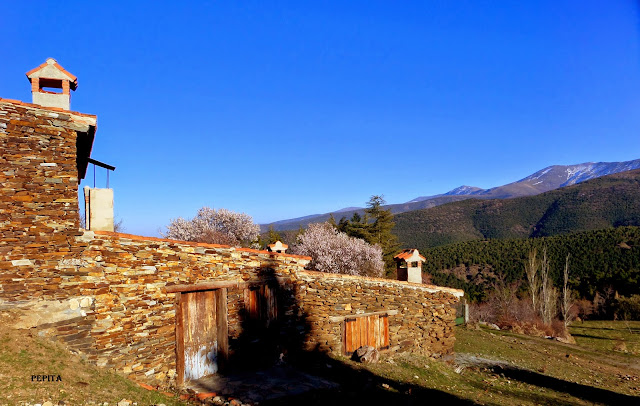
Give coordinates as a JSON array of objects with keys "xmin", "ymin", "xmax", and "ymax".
[
  {"xmin": 296, "ymin": 271, "xmax": 460, "ymax": 356},
  {"xmin": 0, "ymin": 100, "xmax": 94, "ymax": 303},
  {"xmin": 0, "ymin": 99, "xmax": 463, "ymax": 387},
  {"xmin": 54, "ymin": 230, "xmax": 309, "ymax": 383}
]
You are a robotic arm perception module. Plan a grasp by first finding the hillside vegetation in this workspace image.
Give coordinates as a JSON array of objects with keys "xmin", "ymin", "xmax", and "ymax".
[
  {"xmin": 419, "ymin": 227, "xmax": 640, "ymax": 302},
  {"xmin": 394, "ymin": 169, "xmax": 640, "ymax": 249}
]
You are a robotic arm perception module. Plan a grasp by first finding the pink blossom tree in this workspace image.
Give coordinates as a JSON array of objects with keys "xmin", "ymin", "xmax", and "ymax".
[
  {"xmin": 292, "ymin": 223, "xmax": 384, "ymax": 277},
  {"xmin": 163, "ymin": 207, "xmax": 260, "ymax": 247}
]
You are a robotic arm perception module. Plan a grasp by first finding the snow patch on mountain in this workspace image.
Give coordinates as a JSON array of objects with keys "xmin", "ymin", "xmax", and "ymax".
[
  {"xmin": 561, "ymin": 159, "xmax": 640, "ymax": 187},
  {"xmin": 525, "ymin": 167, "xmax": 554, "ymax": 181},
  {"xmin": 443, "ymin": 185, "xmax": 484, "ymax": 196}
]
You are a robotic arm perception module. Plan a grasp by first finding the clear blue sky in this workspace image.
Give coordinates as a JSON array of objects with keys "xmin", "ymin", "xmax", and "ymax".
[{"xmin": 2, "ymin": 1, "xmax": 639, "ymax": 237}]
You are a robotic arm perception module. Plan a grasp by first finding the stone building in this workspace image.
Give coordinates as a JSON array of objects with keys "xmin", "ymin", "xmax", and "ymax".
[{"xmin": 0, "ymin": 59, "xmax": 462, "ymax": 386}]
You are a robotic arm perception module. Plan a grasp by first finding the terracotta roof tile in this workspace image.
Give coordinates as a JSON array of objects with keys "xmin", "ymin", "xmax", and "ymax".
[
  {"xmin": 25, "ymin": 59, "xmax": 78, "ymax": 90},
  {"xmin": 394, "ymin": 249, "xmax": 426, "ymax": 261},
  {"xmin": 267, "ymin": 241, "xmax": 289, "ymax": 250}
]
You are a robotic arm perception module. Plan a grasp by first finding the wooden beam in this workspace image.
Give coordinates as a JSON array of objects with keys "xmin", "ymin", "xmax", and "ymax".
[
  {"xmin": 165, "ymin": 280, "xmax": 246, "ymax": 293},
  {"xmin": 329, "ymin": 309, "xmax": 399, "ymax": 323},
  {"xmin": 216, "ymin": 288, "xmax": 229, "ymax": 371},
  {"xmin": 175, "ymin": 292, "xmax": 185, "ymax": 387}
]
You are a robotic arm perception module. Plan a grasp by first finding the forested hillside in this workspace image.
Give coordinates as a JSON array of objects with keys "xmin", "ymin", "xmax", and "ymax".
[
  {"xmin": 421, "ymin": 227, "xmax": 640, "ymax": 302},
  {"xmin": 395, "ymin": 169, "xmax": 640, "ymax": 249}
]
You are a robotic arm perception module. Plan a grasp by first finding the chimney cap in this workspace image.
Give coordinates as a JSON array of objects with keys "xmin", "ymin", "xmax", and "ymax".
[
  {"xmin": 26, "ymin": 58, "xmax": 78, "ymax": 90},
  {"xmin": 267, "ymin": 240, "xmax": 289, "ymax": 253},
  {"xmin": 394, "ymin": 249, "xmax": 426, "ymax": 262}
]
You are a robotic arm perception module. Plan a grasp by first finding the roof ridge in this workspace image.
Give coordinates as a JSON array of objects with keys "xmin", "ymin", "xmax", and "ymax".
[{"xmin": 0, "ymin": 98, "xmax": 96, "ymax": 119}]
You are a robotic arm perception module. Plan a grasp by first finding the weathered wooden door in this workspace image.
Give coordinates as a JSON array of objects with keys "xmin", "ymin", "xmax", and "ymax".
[
  {"xmin": 244, "ymin": 283, "xmax": 278, "ymax": 326},
  {"xmin": 176, "ymin": 289, "xmax": 228, "ymax": 385},
  {"xmin": 343, "ymin": 313, "xmax": 389, "ymax": 355}
]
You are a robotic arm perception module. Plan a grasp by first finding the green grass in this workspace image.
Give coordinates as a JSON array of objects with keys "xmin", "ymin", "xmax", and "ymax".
[
  {"xmin": 0, "ymin": 326, "xmax": 187, "ymax": 406},
  {"xmin": 570, "ymin": 320, "xmax": 640, "ymax": 356},
  {"xmin": 3, "ymin": 320, "xmax": 639, "ymax": 405},
  {"xmin": 272, "ymin": 321, "xmax": 640, "ymax": 405}
]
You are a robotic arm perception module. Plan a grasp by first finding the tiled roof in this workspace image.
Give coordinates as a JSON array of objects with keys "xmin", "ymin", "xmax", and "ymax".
[
  {"xmin": 25, "ymin": 58, "xmax": 78, "ymax": 90},
  {"xmin": 0, "ymin": 98, "xmax": 96, "ymax": 121},
  {"xmin": 394, "ymin": 249, "xmax": 426, "ymax": 261},
  {"xmin": 267, "ymin": 241, "xmax": 289, "ymax": 250}
]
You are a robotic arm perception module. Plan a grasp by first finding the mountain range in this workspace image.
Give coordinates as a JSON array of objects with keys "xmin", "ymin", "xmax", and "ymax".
[
  {"xmin": 395, "ymin": 168, "xmax": 640, "ymax": 249},
  {"xmin": 263, "ymin": 159, "xmax": 640, "ymax": 232}
]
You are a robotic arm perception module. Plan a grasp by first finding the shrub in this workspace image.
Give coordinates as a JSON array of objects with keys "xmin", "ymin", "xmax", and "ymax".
[
  {"xmin": 614, "ymin": 295, "xmax": 640, "ymax": 320},
  {"xmin": 292, "ymin": 223, "xmax": 384, "ymax": 277},
  {"xmin": 573, "ymin": 299, "xmax": 594, "ymax": 321},
  {"xmin": 164, "ymin": 207, "xmax": 260, "ymax": 247}
]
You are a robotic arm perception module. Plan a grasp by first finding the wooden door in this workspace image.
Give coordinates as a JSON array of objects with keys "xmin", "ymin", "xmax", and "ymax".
[
  {"xmin": 176, "ymin": 289, "xmax": 228, "ymax": 385},
  {"xmin": 244, "ymin": 283, "xmax": 278, "ymax": 325},
  {"xmin": 343, "ymin": 313, "xmax": 389, "ymax": 355}
]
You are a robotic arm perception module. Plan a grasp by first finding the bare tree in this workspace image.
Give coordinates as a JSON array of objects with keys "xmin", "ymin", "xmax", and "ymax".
[
  {"xmin": 114, "ymin": 218, "xmax": 124, "ymax": 233},
  {"xmin": 539, "ymin": 247, "xmax": 557, "ymax": 324},
  {"xmin": 561, "ymin": 253, "xmax": 574, "ymax": 328},
  {"xmin": 524, "ymin": 248, "xmax": 540, "ymax": 313},
  {"xmin": 539, "ymin": 247, "xmax": 549, "ymax": 318},
  {"xmin": 490, "ymin": 275, "xmax": 521, "ymax": 322}
]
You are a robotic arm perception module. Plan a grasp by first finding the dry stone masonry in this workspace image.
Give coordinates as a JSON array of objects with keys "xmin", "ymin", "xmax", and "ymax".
[
  {"xmin": 296, "ymin": 271, "xmax": 460, "ymax": 356},
  {"xmin": 0, "ymin": 96, "xmax": 462, "ymax": 386}
]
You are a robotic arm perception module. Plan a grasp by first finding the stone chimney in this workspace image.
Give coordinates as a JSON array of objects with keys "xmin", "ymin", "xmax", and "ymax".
[
  {"xmin": 25, "ymin": 58, "xmax": 78, "ymax": 110},
  {"xmin": 267, "ymin": 241, "xmax": 288, "ymax": 253},
  {"xmin": 84, "ymin": 186, "xmax": 114, "ymax": 232},
  {"xmin": 394, "ymin": 249, "xmax": 425, "ymax": 284}
]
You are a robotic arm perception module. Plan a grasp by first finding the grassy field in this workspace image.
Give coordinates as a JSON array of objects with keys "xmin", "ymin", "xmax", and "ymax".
[
  {"xmin": 1, "ymin": 321, "xmax": 638, "ymax": 405},
  {"xmin": 274, "ymin": 320, "xmax": 640, "ymax": 405},
  {"xmin": 0, "ymin": 326, "xmax": 185, "ymax": 406}
]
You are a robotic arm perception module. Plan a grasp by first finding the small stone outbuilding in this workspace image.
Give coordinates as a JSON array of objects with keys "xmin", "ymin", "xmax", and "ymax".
[{"xmin": 0, "ymin": 59, "xmax": 462, "ymax": 386}]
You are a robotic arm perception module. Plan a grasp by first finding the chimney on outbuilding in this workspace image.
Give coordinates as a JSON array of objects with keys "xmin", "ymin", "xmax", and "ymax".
[
  {"xmin": 394, "ymin": 249, "xmax": 426, "ymax": 284},
  {"xmin": 25, "ymin": 58, "xmax": 78, "ymax": 110},
  {"xmin": 267, "ymin": 241, "xmax": 288, "ymax": 253}
]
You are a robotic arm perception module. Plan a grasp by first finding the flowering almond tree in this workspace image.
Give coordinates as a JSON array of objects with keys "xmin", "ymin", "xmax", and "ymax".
[
  {"xmin": 292, "ymin": 222, "xmax": 384, "ymax": 277},
  {"xmin": 163, "ymin": 207, "xmax": 260, "ymax": 247}
]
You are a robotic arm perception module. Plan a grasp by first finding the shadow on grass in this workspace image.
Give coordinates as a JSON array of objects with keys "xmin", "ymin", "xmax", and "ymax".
[
  {"xmin": 465, "ymin": 377, "xmax": 580, "ymax": 406},
  {"xmin": 485, "ymin": 364, "xmax": 639, "ymax": 405},
  {"xmin": 573, "ymin": 325, "xmax": 640, "ymax": 334},
  {"xmin": 571, "ymin": 333, "xmax": 614, "ymax": 340},
  {"xmin": 261, "ymin": 351, "xmax": 478, "ymax": 406}
]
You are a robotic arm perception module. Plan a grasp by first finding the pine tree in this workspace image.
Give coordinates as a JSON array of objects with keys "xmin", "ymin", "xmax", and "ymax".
[
  {"xmin": 364, "ymin": 195, "xmax": 400, "ymax": 277},
  {"xmin": 327, "ymin": 213, "xmax": 338, "ymax": 228},
  {"xmin": 266, "ymin": 225, "xmax": 282, "ymax": 245},
  {"xmin": 337, "ymin": 216, "xmax": 349, "ymax": 233},
  {"xmin": 345, "ymin": 212, "xmax": 370, "ymax": 241}
]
